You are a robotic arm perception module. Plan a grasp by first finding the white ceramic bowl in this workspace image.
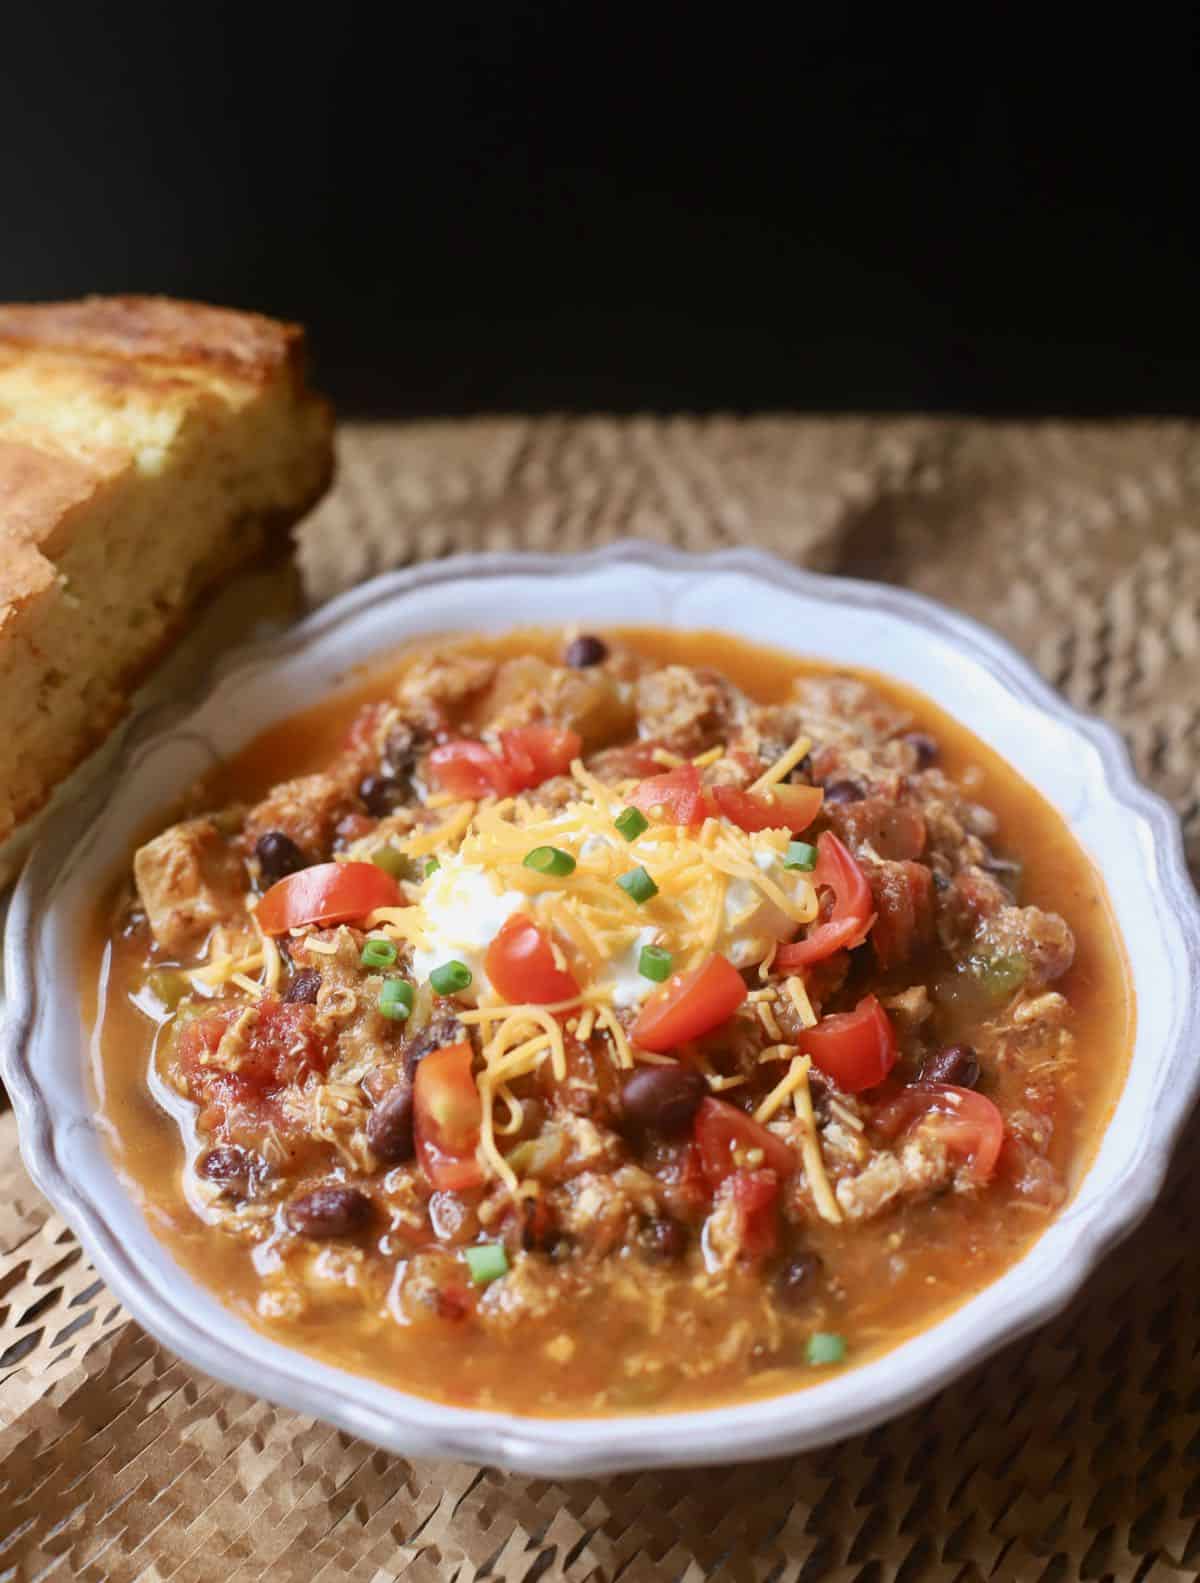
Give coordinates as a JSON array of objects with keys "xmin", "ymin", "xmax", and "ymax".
[{"xmin": 4, "ymin": 544, "xmax": 1198, "ymax": 1476}]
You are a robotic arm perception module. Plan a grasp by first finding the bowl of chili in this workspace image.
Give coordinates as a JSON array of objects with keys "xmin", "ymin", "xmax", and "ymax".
[{"xmin": 3, "ymin": 543, "xmax": 1197, "ymax": 1474}]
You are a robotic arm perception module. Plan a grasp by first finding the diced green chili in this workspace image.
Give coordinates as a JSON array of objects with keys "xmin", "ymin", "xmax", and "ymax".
[
  {"xmin": 806, "ymin": 1332, "xmax": 847, "ymax": 1366},
  {"xmin": 146, "ymin": 968, "xmax": 187, "ymax": 1010},
  {"xmin": 972, "ymin": 952, "xmax": 1029, "ymax": 1003},
  {"xmin": 371, "ymin": 843, "xmax": 416, "ymax": 881},
  {"xmin": 423, "ymin": 856, "xmax": 440, "ymax": 878},
  {"xmin": 464, "ymin": 1243, "xmax": 509, "ymax": 1285}
]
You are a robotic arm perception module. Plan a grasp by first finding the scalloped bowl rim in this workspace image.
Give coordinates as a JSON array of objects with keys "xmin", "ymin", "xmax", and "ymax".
[{"xmin": 4, "ymin": 543, "xmax": 1198, "ymax": 1476}]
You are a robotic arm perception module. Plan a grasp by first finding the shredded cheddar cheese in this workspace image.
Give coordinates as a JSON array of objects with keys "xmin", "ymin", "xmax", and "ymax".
[
  {"xmin": 749, "ymin": 733, "xmax": 813, "ymax": 792},
  {"xmin": 189, "ymin": 949, "xmax": 264, "ymax": 989},
  {"xmin": 397, "ymin": 800, "xmax": 476, "ymax": 860},
  {"xmin": 785, "ymin": 974, "xmax": 819, "ymax": 1030},
  {"xmin": 592, "ymin": 1003, "xmax": 635, "ymax": 1068},
  {"xmin": 298, "ymin": 936, "xmax": 339, "ymax": 955},
  {"xmin": 209, "ymin": 748, "xmax": 836, "ymax": 1201},
  {"xmin": 754, "ymin": 1055, "xmax": 812, "ymax": 1122},
  {"xmin": 790, "ymin": 1055, "xmax": 843, "ymax": 1225}
]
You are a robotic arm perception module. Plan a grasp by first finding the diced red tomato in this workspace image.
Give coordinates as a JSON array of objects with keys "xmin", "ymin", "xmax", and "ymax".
[
  {"xmin": 498, "ymin": 724, "xmax": 581, "ymax": 784},
  {"xmin": 436, "ymin": 1284, "xmax": 475, "ymax": 1322},
  {"xmin": 340, "ymin": 700, "xmax": 388, "ymax": 758},
  {"xmin": 178, "ymin": 999, "xmax": 331, "ymax": 1091},
  {"xmin": 631, "ymin": 953, "xmax": 748, "ymax": 1053},
  {"xmin": 414, "ymin": 1041, "xmax": 485, "ymax": 1191},
  {"xmin": 628, "ymin": 765, "xmax": 823, "ymax": 835},
  {"xmin": 645, "ymin": 1137, "xmax": 711, "ymax": 1219},
  {"xmin": 427, "ymin": 726, "xmax": 582, "ymax": 800},
  {"xmin": 720, "ymin": 1168, "xmax": 781, "ymax": 1258},
  {"xmin": 825, "ymin": 799, "xmax": 928, "ymax": 863},
  {"xmin": 485, "ymin": 913, "xmax": 580, "ymax": 1004},
  {"xmin": 256, "ymin": 862, "xmax": 402, "ymax": 935},
  {"xmin": 177, "ymin": 1014, "xmax": 228, "ymax": 1075},
  {"xmin": 694, "ymin": 1096, "xmax": 796, "ymax": 1188},
  {"xmin": 592, "ymin": 740, "xmax": 674, "ymax": 779},
  {"xmin": 998, "ymin": 1134, "xmax": 1066, "ymax": 1207},
  {"xmin": 628, "ymin": 763, "xmax": 712, "ymax": 826},
  {"xmin": 869, "ymin": 860, "xmax": 934, "ymax": 969},
  {"xmin": 871, "ymin": 1081, "xmax": 1005, "ymax": 1184},
  {"xmin": 177, "ymin": 998, "xmax": 332, "ymax": 1136},
  {"xmin": 797, "ymin": 993, "xmax": 897, "ymax": 1094},
  {"xmin": 427, "ymin": 739, "xmax": 518, "ymax": 799},
  {"xmin": 774, "ymin": 832, "xmax": 875, "ymax": 970},
  {"xmin": 711, "ymin": 783, "xmax": 824, "ymax": 833}
]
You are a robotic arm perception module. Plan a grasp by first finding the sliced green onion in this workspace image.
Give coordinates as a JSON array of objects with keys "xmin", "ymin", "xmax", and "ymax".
[
  {"xmin": 372, "ymin": 843, "xmax": 415, "ymax": 881},
  {"xmin": 423, "ymin": 856, "xmax": 440, "ymax": 878},
  {"xmin": 360, "ymin": 937, "xmax": 399, "ymax": 969},
  {"xmin": 638, "ymin": 945, "xmax": 673, "ymax": 982},
  {"xmin": 523, "ymin": 844, "xmax": 577, "ymax": 877},
  {"xmin": 464, "ymin": 1242, "xmax": 509, "ymax": 1285},
  {"xmin": 430, "ymin": 960, "xmax": 472, "ymax": 996},
  {"xmin": 379, "ymin": 978, "xmax": 415, "ymax": 1020},
  {"xmin": 614, "ymin": 806, "xmax": 649, "ymax": 841},
  {"xmin": 617, "ymin": 865, "xmax": 658, "ymax": 905},
  {"xmin": 806, "ymin": 1332, "xmax": 847, "ymax": 1366},
  {"xmin": 784, "ymin": 840, "xmax": 818, "ymax": 872}
]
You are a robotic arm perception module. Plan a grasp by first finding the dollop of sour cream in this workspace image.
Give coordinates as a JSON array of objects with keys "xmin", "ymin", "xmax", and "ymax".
[
  {"xmin": 409, "ymin": 863, "xmax": 525, "ymax": 997},
  {"xmin": 409, "ymin": 823, "xmax": 811, "ymax": 1008}
]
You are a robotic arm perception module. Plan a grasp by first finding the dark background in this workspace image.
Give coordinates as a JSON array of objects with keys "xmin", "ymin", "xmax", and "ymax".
[{"xmin": 2, "ymin": 9, "xmax": 1196, "ymax": 416}]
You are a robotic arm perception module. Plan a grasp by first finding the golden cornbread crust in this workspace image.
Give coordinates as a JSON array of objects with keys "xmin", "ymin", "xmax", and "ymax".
[
  {"xmin": 0, "ymin": 295, "xmax": 334, "ymax": 867},
  {"xmin": 0, "ymin": 294, "xmax": 306, "ymax": 382}
]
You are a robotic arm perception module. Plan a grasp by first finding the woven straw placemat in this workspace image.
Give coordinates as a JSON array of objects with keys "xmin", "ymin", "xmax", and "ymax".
[{"xmin": 3, "ymin": 417, "xmax": 1199, "ymax": 1581}]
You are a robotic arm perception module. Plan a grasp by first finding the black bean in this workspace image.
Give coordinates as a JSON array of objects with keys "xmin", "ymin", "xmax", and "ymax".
[
  {"xmin": 402, "ymin": 1015, "xmax": 466, "ymax": 1080},
  {"xmin": 255, "ymin": 830, "xmax": 307, "ymax": 885},
  {"xmin": 640, "ymin": 1217, "xmax": 688, "ymax": 1262},
  {"xmin": 198, "ymin": 1152, "xmax": 253, "ymax": 1190},
  {"xmin": 382, "ymin": 719, "xmax": 429, "ymax": 779},
  {"xmin": 903, "ymin": 731, "xmax": 939, "ymax": 770},
  {"xmin": 367, "ymin": 1083, "xmax": 415, "ymax": 1163},
  {"xmin": 522, "ymin": 1199, "xmax": 561, "ymax": 1254},
  {"xmin": 620, "ymin": 1065, "xmax": 708, "ymax": 1138},
  {"xmin": 285, "ymin": 1184, "xmax": 373, "ymax": 1239},
  {"xmin": 919, "ymin": 1043, "xmax": 981, "ymax": 1088},
  {"xmin": 806, "ymin": 1067, "xmax": 832, "ymax": 1120},
  {"xmin": 359, "ymin": 773, "xmax": 404, "ymax": 818},
  {"xmin": 776, "ymin": 1252, "xmax": 824, "ymax": 1308},
  {"xmin": 822, "ymin": 779, "xmax": 865, "ymax": 804},
  {"xmin": 282, "ymin": 969, "xmax": 321, "ymax": 1005},
  {"xmin": 565, "ymin": 634, "xmax": 609, "ymax": 668},
  {"xmin": 197, "ymin": 1146, "xmax": 263, "ymax": 1197}
]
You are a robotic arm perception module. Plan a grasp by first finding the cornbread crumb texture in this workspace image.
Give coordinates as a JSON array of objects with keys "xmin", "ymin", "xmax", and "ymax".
[{"xmin": 0, "ymin": 296, "xmax": 334, "ymax": 848}]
